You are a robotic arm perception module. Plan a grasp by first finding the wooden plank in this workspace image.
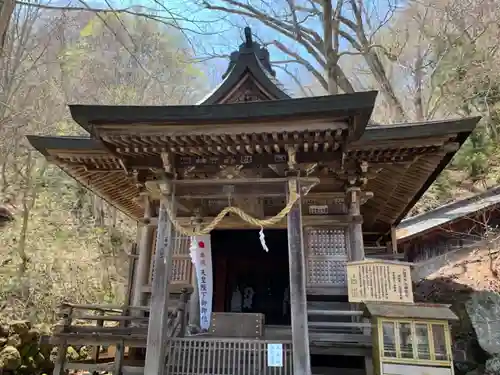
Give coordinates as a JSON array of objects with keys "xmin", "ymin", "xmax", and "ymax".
[
  {"xmin": 60, "ymin": 303, "xmax": 149, "ymax": 311},
  {"xmin": 287, "ymin": 178, "xmax": 312, "ymax": 375},
  {"xmin": 308, "ymin": 321, "xmax": 371, "ymax": 329},
  {"xmin": 307, "ymin": 309, "xmax": 363, "ymax": 316},
  {"xmin": 143, "ymin": 194, "xmax": 176, "ymax": 375},
  {"xmin": 77, "ymin": 315, "xmax": 149, "ymax": 322}
]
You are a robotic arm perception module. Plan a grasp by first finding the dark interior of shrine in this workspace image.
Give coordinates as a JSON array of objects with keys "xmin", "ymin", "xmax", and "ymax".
[{"xmin": 211, "ymin": 229, "xmax": 291, "ymax": 325}]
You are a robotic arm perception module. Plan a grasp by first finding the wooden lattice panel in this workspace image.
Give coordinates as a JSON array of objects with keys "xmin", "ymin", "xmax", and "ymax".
[
  {"xmin": 306, "ymin": 228, "xmax": 348, "ymax": 256},
  {"xmin": 307, "ymin": 259, "xmax": 348, "ymax": 286},
  {"xmin": 305, "ymin": 227, "xmax": 349, "ymax": 289},
  {"xmin": 149, "ymin": 229, "xmax": 193, "ymax": 286}
]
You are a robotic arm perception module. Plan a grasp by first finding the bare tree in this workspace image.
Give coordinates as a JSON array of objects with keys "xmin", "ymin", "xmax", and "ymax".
[{"xmin": 198, "ymin": 0, "xmax": 407, "ymax": 121}]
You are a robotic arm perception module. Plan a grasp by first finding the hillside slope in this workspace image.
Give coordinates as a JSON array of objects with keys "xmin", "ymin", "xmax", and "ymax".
[{"xmin": 414, "ymin": 246, "xmax": 500, "ymax": 373}]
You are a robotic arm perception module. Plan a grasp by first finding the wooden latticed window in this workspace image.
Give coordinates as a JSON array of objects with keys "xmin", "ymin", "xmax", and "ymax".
[
  {"xmin": 149, "ymin": 228, "xmax": 193, "ymax": 287},
  {"xmin": 379, "ymin": 319, "xmax": 452, "ymax": 363},
  {"xmin": 305, "ymin": 227, "xmax": 349, "ymax": 288}
]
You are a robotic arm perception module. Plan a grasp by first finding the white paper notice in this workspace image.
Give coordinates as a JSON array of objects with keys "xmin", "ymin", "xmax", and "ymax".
[
  {"xmin": 189, "ymin": 235, "xmax": 213, "ymax": 331},
  {"xmin": 267, "ymin": 343, "xmax": 283, "ymax": 367}
]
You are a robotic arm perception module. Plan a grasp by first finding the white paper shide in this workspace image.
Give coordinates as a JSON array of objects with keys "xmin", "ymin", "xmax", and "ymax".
[{"xmin": 189, "ymin": 235, "xmax": 213, "ymax": 330}]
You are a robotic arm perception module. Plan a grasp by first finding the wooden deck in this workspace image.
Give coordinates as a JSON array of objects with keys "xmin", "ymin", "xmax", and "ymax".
[{"xmin": 49, "ymin": 300, "xmax": 372, "ymax": 374}]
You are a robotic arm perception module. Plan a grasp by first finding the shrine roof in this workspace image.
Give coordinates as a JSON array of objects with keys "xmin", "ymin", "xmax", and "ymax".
[
  {"xmin": 198, "ymin": 27, "xmax": 290, "ymax": 104},
  {"xmin": 26, "ymin": 116, "xmax": 480, "ymax": 234},
  {"xmin": 69, "ymin": 91, "xmax": 377, "ymax": 143}
]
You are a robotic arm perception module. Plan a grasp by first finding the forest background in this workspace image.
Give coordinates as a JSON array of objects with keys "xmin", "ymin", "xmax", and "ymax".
[{"xmin": 0, "ymin": 0, "xmax": 498, "ymax": 325}]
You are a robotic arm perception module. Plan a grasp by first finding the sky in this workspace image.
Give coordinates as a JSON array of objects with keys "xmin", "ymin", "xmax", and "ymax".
[{"xmin": 49, "ymin": 0, "xmax": 401, "ymax": 94}]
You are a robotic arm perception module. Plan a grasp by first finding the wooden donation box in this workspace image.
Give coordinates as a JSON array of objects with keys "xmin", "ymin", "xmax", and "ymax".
[{"xmin": 347, "ymin": 260, "xmax": 458, "ymax": 375}]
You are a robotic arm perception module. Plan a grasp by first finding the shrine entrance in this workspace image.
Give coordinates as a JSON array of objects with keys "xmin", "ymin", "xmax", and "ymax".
[{"xmin": 212, "ymin": 229, "xmax": 291, "ymax": 325}]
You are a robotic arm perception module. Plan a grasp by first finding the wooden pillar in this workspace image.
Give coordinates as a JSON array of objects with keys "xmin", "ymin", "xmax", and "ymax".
[
  {"xmin": 132, "ymin": 193, "xmax": 155, "ymax": 308},
  {"xmin": 286, "ymin": 178, "xmax": 312, "ymax": 375},
  {"xmin": 346, "ymin": 186, "xmax": 365, "ymax": 261},
  {"xmin": 144, "ymin": 185, "xmax": 176, "ymax": 375},
  {"xmin": 188, "ymin": 217, "xmax": 202, "ymax": 333}
]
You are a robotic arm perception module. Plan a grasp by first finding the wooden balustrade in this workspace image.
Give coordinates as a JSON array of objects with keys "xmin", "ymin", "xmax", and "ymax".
[{"xmin": 165, "ymin": 337, "xmax": 293, "ymax": 375}]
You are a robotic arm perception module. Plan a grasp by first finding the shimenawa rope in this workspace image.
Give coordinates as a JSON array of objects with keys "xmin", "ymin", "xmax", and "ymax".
[{"xmin": 162, "ymin": 178, "xmax": 317, "ymax": 236}]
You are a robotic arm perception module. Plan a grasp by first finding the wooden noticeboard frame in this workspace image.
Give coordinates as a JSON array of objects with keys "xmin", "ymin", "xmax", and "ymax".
[{"xmin": 347, "ymin": 259, "xmax": 413, "ymax": 303}]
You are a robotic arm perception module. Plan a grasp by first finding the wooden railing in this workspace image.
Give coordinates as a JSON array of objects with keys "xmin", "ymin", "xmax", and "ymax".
[
  {"xmin": 50, "ymin": 290, "xmax": 190, "ymax": 374},
  {"xmin": 165, "ymin": 337, "xmax": 293, "ymax": 375},
  {"xmin": 306, "ymin": 301, "xmax": 372, "ymax": 347}
]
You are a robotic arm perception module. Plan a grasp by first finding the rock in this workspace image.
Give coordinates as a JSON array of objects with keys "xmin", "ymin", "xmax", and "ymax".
[
  {"xmin": 9, "ymin": 321, "xmax": 31, "ymax": 336},
  {"xmin": 6, "ymin": 334, "xmax": 22, "ymax": 348},
  {"xmin": 20, "ymin": 328, "xmax": 40, "ymax": 344},
  {"xmin": 20, "ymin": 343, "xmax": 39, "ymax": 359},
  {"xmin": 66, "ymin": 346, "xmax": 80, "ymax": 361},
  {"xmin": 0, "ymin": 337, "xmax": 7, "ymax": 348},
  {"xmin": 0, "ymin": 324, "xmax": 9, "ymax": 338},
  {"xmin": 0, "ymin": 345, "xmax": 22, "ymax": 370},
  {"xmin": 485, "ymin": 354, "xmax": 500, "ymax": 375},
  {"xmin": 49, "ymin": 346, "xmax": 59, "ymax": 363},
  {"xmin": 466, "ymin": 367, "xmax": 485, "ymax": 375},
  {"xmin": 466, "ymin": 291, "xmax": 500, "ymax": 355},
  {"xmin": 456, "ymin": 361, "xmax": 479, "ymax": 375},
  {"xmin": 79, "ymin": 345, "xmax": 90, "ymax": 359}
]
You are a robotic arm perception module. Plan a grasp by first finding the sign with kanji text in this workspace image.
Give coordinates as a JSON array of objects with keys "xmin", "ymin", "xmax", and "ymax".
[{"xmin": 189, "ymin": 235, "xmax": 213, "ymax": 330}]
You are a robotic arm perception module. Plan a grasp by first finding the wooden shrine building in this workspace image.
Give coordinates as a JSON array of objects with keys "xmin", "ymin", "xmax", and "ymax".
[
  {"xmin": 28, "ymin": 28, "xmax": 480, "ymax": 375},
  {"xmin": 397, "ymin": 185, "xmax": 500, "ymax": 281}
]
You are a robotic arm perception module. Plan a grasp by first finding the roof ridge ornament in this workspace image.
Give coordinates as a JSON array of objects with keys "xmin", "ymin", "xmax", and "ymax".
[{"xmin": 244, "ymin": 26, "xmax": 253, "ymax": 48}]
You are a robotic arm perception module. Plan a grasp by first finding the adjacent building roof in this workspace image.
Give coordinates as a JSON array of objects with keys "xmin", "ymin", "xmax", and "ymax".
[
  {"xmin": 364, "ymin": 302, "xmax": 459, "ymax": 321},
  {"xmin": 397, "ymin": 185, "xmax": 500, "ymax": 241}
]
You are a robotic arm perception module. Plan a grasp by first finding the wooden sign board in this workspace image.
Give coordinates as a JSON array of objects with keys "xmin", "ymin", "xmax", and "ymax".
[{"xmin": 347, "ymin": 259, "xmax": 413, "ymax": 303}]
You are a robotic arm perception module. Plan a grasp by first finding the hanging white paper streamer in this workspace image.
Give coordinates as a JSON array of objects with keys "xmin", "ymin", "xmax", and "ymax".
[{"xmin": 259, "ymin": 227, "xmax": 269, "ymax": 252}]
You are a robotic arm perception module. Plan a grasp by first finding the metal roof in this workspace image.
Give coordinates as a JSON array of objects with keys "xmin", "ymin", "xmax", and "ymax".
[
  {"xmin": 364, "ymin": 302, "xmax": 458, "ymax": 321},
  {"xmin": 397, "ymin": 185, "xmax": 500, "ymax": 241}
]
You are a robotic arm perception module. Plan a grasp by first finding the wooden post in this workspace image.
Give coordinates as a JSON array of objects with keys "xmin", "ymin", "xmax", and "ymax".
[
  {"xmin": 347, "ymin": 186, "xmax": 365, "ymax": 261},
  {"xmin": 132, "ymin": 193, "xmax": 155, "ymax": 308},
  {"xmin": 390, "ymin": 226, "xmax": 398, "ymax": 254},
  {"xmin": 53, "ymin": 306, "xmax": 73, "ymax": 375},
  {"xmin": 286, "ymin": 178, "xmax": 312, "ymax": 375},
  {"xmin": 187, "ymin": 217, "xmax": 202, "ymax": 333},
  {"xmin": 113, "ymin": 242, "xmax": 137, "ymax": 375},
  {"xmin": 144, "ymin": 185, "xmax": 176, "ymax": 375}
]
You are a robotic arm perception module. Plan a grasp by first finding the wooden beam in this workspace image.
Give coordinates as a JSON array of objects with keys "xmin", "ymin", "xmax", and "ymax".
[
  {"xmin": 143, "ymin": 189, "xmax": 176, "ymax": 375},
  {"xmin": 148, "ymin": 214, "xmax": 355, "ymax": 229},
  {"xmin": 146, "ymin": 177, "xmax": 319, "ymax": 199},
  {"xmin": 286, "ymin": 178, "xmax": 312, "ymax": 375}
]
